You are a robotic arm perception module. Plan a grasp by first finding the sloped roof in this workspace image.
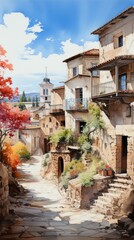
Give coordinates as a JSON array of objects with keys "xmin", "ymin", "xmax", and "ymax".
[
  {"xmin": 88, "ymin": 55, "xmax": 134, "ymax": 71},
  {"xmin": 92, "ymin": 6, "xmax": 134, "ymax": 35},
  {"xmin": 51, "ymin": 86, "xmax": 64, "ymax": 92},
  {"xmin": 63, "ymin": 49, "xmax": 99, "ymax": 63}
]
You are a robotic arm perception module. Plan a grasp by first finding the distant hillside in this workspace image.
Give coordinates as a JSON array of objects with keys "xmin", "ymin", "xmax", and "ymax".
[{"xmin": 10, "ymin": 92, "xmax": 40, "ymax": 102}]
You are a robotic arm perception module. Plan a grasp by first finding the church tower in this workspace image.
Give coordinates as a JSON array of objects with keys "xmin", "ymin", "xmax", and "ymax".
[{"xmin": 39, "ymin": 72, "xmax": 54, "ymax": 105}]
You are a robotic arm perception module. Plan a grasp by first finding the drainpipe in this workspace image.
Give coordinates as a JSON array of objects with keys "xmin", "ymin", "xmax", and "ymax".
[{"xmin": 115, "ymin": 64, "xmax": 118, "ymax": 96}]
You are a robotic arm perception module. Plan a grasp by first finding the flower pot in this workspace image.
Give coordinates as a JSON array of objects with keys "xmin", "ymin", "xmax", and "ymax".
[
  {"xmin": 102, "ymin": 169, "xmax": 108, "ymax": 176},
  {"xmin": 98, "ymin": 169, "xmax": 102, "ymax": 175},
  {"xmin": 107, "ymin": 169, "xmax": 113, "ymax": 176}
]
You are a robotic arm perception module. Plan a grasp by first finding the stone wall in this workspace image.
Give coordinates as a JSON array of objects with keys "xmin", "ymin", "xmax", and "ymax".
[
  {"xmin": 0, "ymin": 163, "xmax": 9, "ymax": 218},
  {"xmin": 127, "ymin": 137, "xmax": 134, "ymax": 183},
  {"xmin": 67, "ymin": 175, "xmax": 112, "ymax": 209}
]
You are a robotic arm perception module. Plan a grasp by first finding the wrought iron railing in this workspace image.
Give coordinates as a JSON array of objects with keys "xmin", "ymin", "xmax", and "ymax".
[{"xmin": 65, "ymin": 98, "xmax": 88, "ymax": 111}]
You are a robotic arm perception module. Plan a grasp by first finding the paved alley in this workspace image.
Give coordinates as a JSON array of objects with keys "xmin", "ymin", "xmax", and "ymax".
[{"xmin": 0, "ymin": 150, "xmax": 133, "ymax": 240}]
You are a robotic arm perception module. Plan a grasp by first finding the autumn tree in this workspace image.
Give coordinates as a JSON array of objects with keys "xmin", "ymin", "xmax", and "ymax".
[{"xmin": 0, "ymin": 45, "xmax": 30, "ymax": 163}]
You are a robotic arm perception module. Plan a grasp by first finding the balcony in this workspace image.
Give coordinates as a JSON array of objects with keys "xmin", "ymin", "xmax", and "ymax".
[
  {"xmin": 92, "ymin": 80, "xmax": 134, "ymax": 101},
  {"xmin": 50, "ymin": 104, "xmax": 64, "ymax": 115},
  {"xmin": 92, "ymin": 81, "xmax": 116, "ymax": 97},
  {"xmin": 66, "ymin": 98, "xmax": 88, "ymax": 112}
]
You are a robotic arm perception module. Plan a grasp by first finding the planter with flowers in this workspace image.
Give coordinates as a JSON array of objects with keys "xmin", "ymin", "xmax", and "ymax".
[
  {"xmin": 98, "ymin": 163, "xmax": 114, "ymax": 177},
  {"xmin": 106, "ymin": 165, "xmax": 114, "ymax": 176}
]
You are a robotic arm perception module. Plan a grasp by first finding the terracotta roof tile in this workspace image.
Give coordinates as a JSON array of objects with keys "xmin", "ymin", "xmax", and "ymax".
[{"xmin": 63, "ymin": 49, "xmax": 99, "ymax": 62}]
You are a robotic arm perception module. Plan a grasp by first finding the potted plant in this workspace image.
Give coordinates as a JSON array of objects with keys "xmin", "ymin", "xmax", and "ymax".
[
  {"xmin": 101, "ymin": 167, "xmax": 108, "ymax": 176},
  {"xmin": 106, "ymin": 165, "xmax": 114, "ymax": 176}
]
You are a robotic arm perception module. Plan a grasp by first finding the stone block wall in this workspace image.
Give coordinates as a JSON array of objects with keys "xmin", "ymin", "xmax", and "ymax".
[
  {"xmin": 67, "ymin": 176, "xmax": 112, "ymax": 209},
  {"xmin": 0, "ymin": 163, "xmax": 9, "ymax": 218},
  {"xmin": 51, "ymin": 150, "xmax": 70, "ymax": 178},
  {"xmin": 127, "ymin": 137, "xmax": 134, "ymax": 183}
]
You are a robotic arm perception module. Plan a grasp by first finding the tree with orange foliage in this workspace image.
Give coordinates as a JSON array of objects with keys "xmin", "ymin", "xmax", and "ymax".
[
  {"xmin": 2, "ymin": 143, "xmax": 20, "ymax": 171},
  {"xmin": 0, "ymin": 45, "xmax": 30, "ymax": 163}
]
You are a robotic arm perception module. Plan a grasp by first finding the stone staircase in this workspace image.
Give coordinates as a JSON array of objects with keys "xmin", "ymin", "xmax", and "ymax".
[{"xmin": 90, "ymin": 174, "xmax": 133, "ymax": 216}]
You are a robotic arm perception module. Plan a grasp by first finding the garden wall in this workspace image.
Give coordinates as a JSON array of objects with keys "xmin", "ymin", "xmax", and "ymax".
[
  {"xmin": 0, "ymin": 163, "xmax": 9, "ymax": 218},
  {"xmin": 67, "ymin": 175, "xmax": 112, "ymax": 209}
]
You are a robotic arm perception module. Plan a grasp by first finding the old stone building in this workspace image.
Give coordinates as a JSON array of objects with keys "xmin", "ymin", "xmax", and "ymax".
[
  {"xmin": 90, "ymin": 7, "xmax": 134, "ymax": 179},
  {"xmin": 63, "ymin": 49, "xmax": 99, "ymax": 134},
  {"xmin": 39, "ymin": 86, "xmax": 65, "ymax": 154}
]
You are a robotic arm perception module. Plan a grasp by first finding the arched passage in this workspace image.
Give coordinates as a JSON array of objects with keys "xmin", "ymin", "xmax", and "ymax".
[{"xmin": 58, "ymin": 157, "xmax": 64, "ymax": 177}]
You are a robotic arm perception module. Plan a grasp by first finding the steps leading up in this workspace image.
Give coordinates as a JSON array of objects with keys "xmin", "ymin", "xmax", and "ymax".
[{"xmin": 90, "ymin": 174, "xmax": 133, "ymax": 216}]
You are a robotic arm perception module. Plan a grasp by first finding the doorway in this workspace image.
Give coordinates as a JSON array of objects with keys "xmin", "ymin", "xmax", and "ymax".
[
  {"xmin": 44, "ymin": 138, "xmax": 50, "ymax": 154},
  {"xmin": 121, "ymin": 136, "xmax": 128, "ymax": 173},
  {"xmin": 75, "ymin": 88, "xmax": 83, "ymax": 105},
  {"xmin": 58, "ymin": 157, "xmax": 64, "ymax": 177}
]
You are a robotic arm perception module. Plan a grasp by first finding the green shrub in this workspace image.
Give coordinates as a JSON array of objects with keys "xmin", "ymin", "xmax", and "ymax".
[
  {"xmin": 50, "ymin": 128, "xmax": 73, "ymax": 148},
  {"xmin": 59, "ymin": 172, "xmax": 70, "ymax": 190},
  {"xmin": 42, "ymin": 153, "xmax": 51, "ymax": 167},
  {"xmin": 78, "ymin": 170, "xmax": 94, "ymax": 187},
  {"xmin": 64, "ymin": 159, "xmax": 85, "ymax": 175},
  {"xmin": 59, "ymin": 159, "xmax": 85, "ymax": 189},
  {"xmin": 78, "ymin": 154, "xmax": 101, "ymax": 187},
  {"xmin": 12, "ymin": 142, "xmax": 30, "ymax": 160}
]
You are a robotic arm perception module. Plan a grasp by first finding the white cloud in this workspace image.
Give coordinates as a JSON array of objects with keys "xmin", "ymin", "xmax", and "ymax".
[
  {"xmin": 46, "ymin": 37, "xmax": 54, "ymax": 41},
  {"xmin": 0, "ymin": 12, "xmax": 99, "ymax": 93},
  {"xmin": 28, "ymin": 22, "xmax": 43, "ymax": 33}
]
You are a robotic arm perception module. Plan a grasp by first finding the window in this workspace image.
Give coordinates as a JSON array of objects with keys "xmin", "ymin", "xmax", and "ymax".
[
  {"xmin": 49, "ymin": 117, "xmax": 51, "ymax": 122},
  {"xmin": 43, "ymin": 89, "xmax": 48, "ymax": 95},
  {"xmin": 45, "ymin": 96, "xmax": 48, "ymax": 100},
  {"xmin": 91, "ymin": 63, "xmax": 99, "ymax": 77},
  {"xmin": 73, "ymin": 67, "xmax": 78, "ymax": 77},
  {"xmin": 75, "ymin": 88, "xmax": 83, "ymax": 104},
  {"xmin": 119, "ymin": 73, "xmax": 127, "ymax": 91},
  {"xmin": 43, "ymin": 123, "xmax": 45, "ymax": 127},
  {"xmin": 79, "ymin": 121, "xmax": 86, "ymax": 134},
  {"xmin": 114, "ymin": 33, "xmax": 123, "ymax": 48},
  {"xmin": 118, "ymin": 35, "xmax": 123, "ymax": 47},
  {"xmin": 60, "ymin": 121, "xmax": 65, "ymax": 127}
]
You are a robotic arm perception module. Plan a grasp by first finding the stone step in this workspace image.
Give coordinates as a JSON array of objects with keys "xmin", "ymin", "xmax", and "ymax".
[
  {"xmin": 109, "ymin": 183, "xmax": 130, "ymax": 189},
  {"xmin": 108, "ymin": 187, "xmax": 124, "ymax": 194},
  {"xmin": 114, "ymin": 173, "xmax": 130, "ymax": 179},
  {"xmin": 103, "ymin": 192, "xmax": 121, "ymax": 198},
  {"xmin": 94, "ymin": 199, "xmax": 112, "ymax": 207},
  {"xmin": 98, "ymin": 196, "xmax": 113, "ymax": 203},
  {"xmin": 113, "ymin": 178, "xmax": 132, "ymax": 185},
  {"xmin": 90, "ymin": 205, "xmax": 109, "ymax": 214}
]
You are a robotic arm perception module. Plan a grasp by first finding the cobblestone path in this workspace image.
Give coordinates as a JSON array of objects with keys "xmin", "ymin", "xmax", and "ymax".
[{"xmin": 0, "ymin": 150, "xmax": 133, "ymax": 240}]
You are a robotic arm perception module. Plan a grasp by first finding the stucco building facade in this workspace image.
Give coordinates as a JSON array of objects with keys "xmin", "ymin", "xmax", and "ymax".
[
  {"xmin": 90, "ymin": 7, "xmax": 134, "ymax": 178},
  {"xmin": 63, "ymin": 49, "xmax": 99, "ymax": 134}
]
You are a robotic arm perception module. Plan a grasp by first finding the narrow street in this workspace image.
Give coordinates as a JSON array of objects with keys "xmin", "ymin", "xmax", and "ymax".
[{"xmin": 0, "ymin": 150, "xmax": 131, "ymax": 240}]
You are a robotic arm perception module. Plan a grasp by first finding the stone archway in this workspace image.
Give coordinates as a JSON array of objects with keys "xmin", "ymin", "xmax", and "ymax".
[
  {"xmin": 51, "ymin": 150, "xmax": 71, "ymax": 178},
  {"xmin": 58, "ymin": 157, "xmax": 64, "ymax": 177}
]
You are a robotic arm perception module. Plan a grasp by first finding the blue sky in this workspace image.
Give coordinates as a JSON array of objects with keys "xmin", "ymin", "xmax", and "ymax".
[{"xmin": 0, "ymin": 0, "xmax": 133, "ymax": 93}]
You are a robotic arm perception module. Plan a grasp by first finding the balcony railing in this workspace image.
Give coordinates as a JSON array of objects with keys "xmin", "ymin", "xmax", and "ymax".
[
  {"xmin": 50, "ymin": 104, "xmax": 64, "ymax": 114},
  {"xmin": 66, "ymin": 98, "xmax": 88, "ymax": 111},
  {"xmin": 92, "ymin": 81, "xmax": 116, "ymax": 97},
  {"xmin": 92, "ymin": 80, "xmax": 134, "ymax": 97}
]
